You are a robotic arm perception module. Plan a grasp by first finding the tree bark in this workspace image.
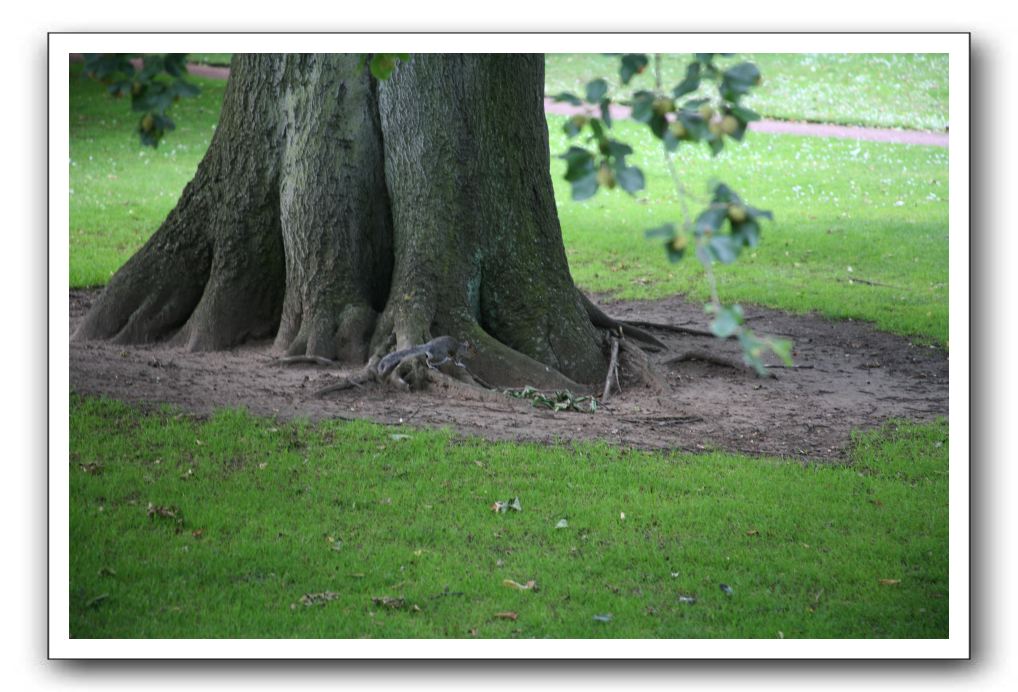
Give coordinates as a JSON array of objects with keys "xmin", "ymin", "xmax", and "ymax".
[{"xmin": 74, "ymin": 54, "xmax": 612, "ymax": 390}]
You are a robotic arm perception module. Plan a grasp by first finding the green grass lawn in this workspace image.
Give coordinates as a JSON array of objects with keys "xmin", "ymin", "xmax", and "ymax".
[
  {"xmin": 550, "ymin": 116, "xmax": 949, "ymax": 346},
  {"xmin": 70, "ymin": 397, "xmax": 948, "ymax": 639},
  {"xmin": 188, "ymin": 53, "xmax": 233, "ymax": 66},
  {"xmin": 67, "ymin": 65, "xmax": 949, "ymax": 346},
  {"xmin": 69, "ymin": 64, "xmax": 227, "ymax": 287},
  {"xmin": 545, "ymin": 53, "xmax": 949, "ymax": 131},
  {"xmin": 66, "ymin": 59, "xmax": 952, "ymax": 640},
  {"xmin": 175, "ymin": 54, "xmax": 950, "ymax": 130}
]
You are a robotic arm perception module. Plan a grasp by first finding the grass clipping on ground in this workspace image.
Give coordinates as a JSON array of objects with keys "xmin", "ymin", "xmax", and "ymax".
[{"xmin": 69, "ymin": 396, "xmax": 948, "ymax": 639}]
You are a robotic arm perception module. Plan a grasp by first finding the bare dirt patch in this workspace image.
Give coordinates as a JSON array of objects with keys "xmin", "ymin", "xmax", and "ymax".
[{"xmin": 69, "ymin": 290, "xmax": 947, "ymax": 461}]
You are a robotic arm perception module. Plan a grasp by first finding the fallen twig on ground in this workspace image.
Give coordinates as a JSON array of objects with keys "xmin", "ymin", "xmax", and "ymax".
[{"xmin": 602, "ymin": 337, "xmax": 621, "ymax": 402}]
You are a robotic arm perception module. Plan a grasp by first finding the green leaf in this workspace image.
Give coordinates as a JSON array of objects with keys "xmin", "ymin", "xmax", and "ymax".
[
  {"xmin": 666, "ymin": 243, "xmax": 687, "ymax": 263},
  {"xmin": 369, "ymin": 54, "xmax": 399, "ymax": 80},
  {"xmin": 662, "ymin": 127, "xmax": 680, "ymax": 152},
  {"xmin": 559, "ymin": 146, "xmax": 595, "ymax": 181},
  {"xmin": 731, "ymin": 219, "xmax": 761, "ymax": 248},
  {"xmin": 738, "ymin": 331, "xmax": 769, "ymax": 376},
  {"xmin": 614, "ymin": 165, "xmax": 645, "ymax": 194},
  {"xmin": 563, "ymin": 116, "xmax": 585, "ymax": 138},
  {"xmin": 768, "ymin": 338, "xmax": 794, "ymax": 366},
  {"xmin": 710, "ymin": 305, "xmax": 744, "ymax": 338},
  {"xmin": 107, "ymin": 80, "xmax": 132, "ymax": 98},
  {"xmin": 711, "ymin": 183, "xmax": 740, "ymax": 204},
  {"xmin": 600, "ymin": 98, "xmax": 613, "ymax": 128},
  {"xmin": 729, "ymin": 104, "xmax": 761, "ymax": 122},
  {"xmin": 644, "ymin": 223, "xmax": 676, "ymax": 239},
  {"xmin": 694, "ymin": 206, "xmax": 727, "ymax": 235},
  {"xmin": 723, "ymin": 62, "xmax": 761, "ymax": 86},
  {"xmin": 721, "ymin": 62, "xmax": 761, "ymax": 101},
  {"xmin": 631, "ymin": 91, "xmax": 656, "ymax": 123},
  {"xmin": 570, "ymin": 171, "xmax": 599, "ymax": 201},
  {"xmin": 585, "ymin": 78, "xmax": 608, "ymax": 104},
  {"xmin": 139, "ymin": 55, "xmax": 164, "ymax": 81},
  {"xmin": 708, "ymin": 235, "xmax": 740, "ymax": 264},
  {"xmin": 676, "ymin": 111, "xmax": 709, "ymax": 141},
  {"xmin": 746, "ymin": 205, "xmax": 774, "ymax": 221},
  {"xmin": 163, "ymin": 53, "xmax": 188, "ymax": 78},
  {"xmin": 672, "ymin": 62, "xmax": 702, "ymax": 98},
  {"xmin": 619, "ymin": 54, "xmax": 649, "ymax": 85},
  {"xmin": 169, "ymin": 80, "xmax": 200, "ymax": 98},
  {"xmin": 606, "ymin": 140, "xmax": 633, "ymax": 160},
  {"xmin": 552, "ymin": 91, "xmax": 583, "ymax": 106},
  {"xmin": 649, "ymin": 113, "xmax": 668, "ymax": 139}
]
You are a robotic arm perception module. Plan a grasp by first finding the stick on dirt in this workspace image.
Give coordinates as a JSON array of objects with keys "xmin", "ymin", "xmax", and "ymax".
[{"xmin": 602, "ymin": 337, "xmax": 621, "ymax": 402}]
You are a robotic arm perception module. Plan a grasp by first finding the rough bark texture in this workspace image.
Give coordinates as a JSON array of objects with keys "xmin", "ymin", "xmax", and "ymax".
[
  {"xmin": 74, "ymin": 54, "xmax": 611, "ymax": 390},
  {"xmin": 376, "ymin": 54, "xmax": 605, "ymax": 387}
]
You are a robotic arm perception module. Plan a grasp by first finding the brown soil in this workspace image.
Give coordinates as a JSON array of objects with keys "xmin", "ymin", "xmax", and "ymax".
[{"xmin": 69, "ymin": 290, "xmax": 948, "ymax": 461}]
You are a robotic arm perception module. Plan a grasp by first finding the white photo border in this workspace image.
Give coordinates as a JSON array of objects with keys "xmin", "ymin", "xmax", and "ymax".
[{"xmin": 49, "ymin": 32, "xmax": 969, "ymax": 660}]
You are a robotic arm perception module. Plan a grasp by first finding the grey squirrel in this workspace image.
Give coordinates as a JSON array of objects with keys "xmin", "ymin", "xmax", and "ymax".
[{"xmin": 375, "ymin": 335, "xmax": 475, "ymax": 378}]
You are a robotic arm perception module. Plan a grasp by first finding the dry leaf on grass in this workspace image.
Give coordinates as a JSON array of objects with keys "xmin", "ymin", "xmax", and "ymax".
[
  {"xmin": 146, "ymin": 503, "xmax": 179, "ymax": 519},
  {"xmin": 86, "ymin": 593, "xmax": 109, "ymax": 608},
  {"xmin": 503, "ymin": 579, "xmax": 537, "ymax": 591},
  {"xmin": 493, "ymin": 611, "xmax": 518, "ymax": 621},
  {"xmin": 372, "ymin": 596, "xmax": 420, "ymax": 612},
  {"xmin": 491, "ymin": 496, "xmax": 523, "ymax": 513},
  {"xmin": 300, "ymin": 591, "xmax": 339, "ymax": 607}
]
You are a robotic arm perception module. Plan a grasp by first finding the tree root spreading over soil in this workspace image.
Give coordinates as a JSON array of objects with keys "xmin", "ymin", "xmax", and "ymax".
[{"xmin": 69, "ymin": 290, "xmax": 948, "ymax": 461}]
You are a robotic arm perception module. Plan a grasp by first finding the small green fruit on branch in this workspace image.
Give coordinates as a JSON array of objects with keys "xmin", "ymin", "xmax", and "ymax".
[{"xmin": 561, "ymin": 54, "xmax": 789, "ymax": 375}]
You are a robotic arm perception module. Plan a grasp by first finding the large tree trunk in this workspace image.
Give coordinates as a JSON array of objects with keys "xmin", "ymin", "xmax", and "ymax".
[{"xmin": 74, "ymin": 54, "xmax": 611, "ymax": 390}]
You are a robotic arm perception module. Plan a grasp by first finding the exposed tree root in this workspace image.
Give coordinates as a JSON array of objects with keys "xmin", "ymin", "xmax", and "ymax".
[
  {"xmin": 425, "ymin": 370, "xmax": 510, "ymax": 403},
  {"xmin": 278, "ymin": 355, "xmax": 339, "ymax": 367},
  {"xmin": 664, "ymin": 350, "xmax": 776, "ymax": 378},
  {"xmin": 313, "ymin": 367, "xmax": 374, "ymax": 396},
  {"xmin": 618, "ymin": 339, "xmax": 664, "ymax": 393},
  {"xmin": 619, "ymin": 319, "xmax": 717, "ymax": 339},
  {"xmin": 314, "ymin": 335, "xmax": 483, "ymax": 397},
  {"xmin": 579, "ymin": 293, "xmax": 667, "ymax": 351}
]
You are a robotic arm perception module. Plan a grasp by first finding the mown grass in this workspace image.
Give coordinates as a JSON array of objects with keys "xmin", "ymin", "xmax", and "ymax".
[
  {"xmin": 67, "ymin": 64, "xmax": 949, "ymax": 346},
  {"xmin": 188, "ymin": 53, "xmax": 233, "ymax": 66},
  {"xmin": 177, "ymin": 54, "xmax": 950, "ymax": 130},
  {"xmin": 69, "ymin": 396, "xmax": 948, "ymax": 639},
  {"xmin": 68, "ymin": 63, "xmax": 227, "ymax": 287},
  {"xmin": 549, "ymin": 116, "xmax": 949, "ymax": 346},
  {"xmin": 545, "ymin": 53, "xmax": 949, "ymax": 131},
  {"xmin": 66, "ymin": 58, "xmax": 952, "ymax": 640}
]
